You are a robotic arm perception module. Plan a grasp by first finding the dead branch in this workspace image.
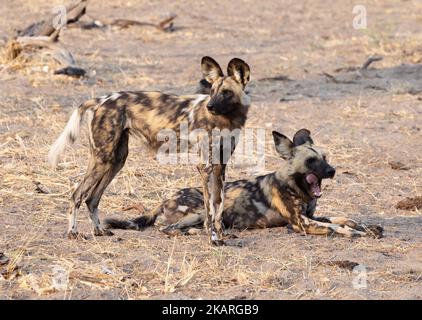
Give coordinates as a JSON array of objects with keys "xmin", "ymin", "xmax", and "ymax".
[
  {"xmin": 396, "ymin": 196, "xmax": 422, "ymax": 211},
  {"xmin": 258, "ymin": 75, "xmax": 293, "ymax": 82},
  {"xmin": 9, "ymin": 36, "xmax": 76, "ymax": 66},
  {"xmin": 73, "ymin": 14, "xmax": 177, "ymax": 32},
  {"xmin": 34, "ymin": 181, "xmax": 50, "ymax": 194},
  {"xmin": 322, "ymin": 72, "xmax": 358, "ymax": 84},
  {"xmin": 156, "ymin": 15, "xmax": 177, "ymax": 31},
  {"xmin": 54, "ymin": 66, "xmax": 86, "ymax": 77},
  {"xmin": 17, "ymin": 0, "xmax": 88, "ymax": 37},
  {"xmin": 109, "ymin": 15, "xmax": 176, "ymax": 32},
  {"xmin": 361, "ymin": 55, "xmax": 383, "ymax": 70},
  {"xmin": 325, "ymin": 260, "xmax": 359, "ymax": 271},
  {"xmin": 334, "ymin": 55, "xmax": 383, "ymax": 73},
  {"xmin": 4, "ymin": 1, "xmax": 88, "ymax": 77},
  {"xmin": 4, "ymin": 35, "xmax": 87, "ymax": 77}
]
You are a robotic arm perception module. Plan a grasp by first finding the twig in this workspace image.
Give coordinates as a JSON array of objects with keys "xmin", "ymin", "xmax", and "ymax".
[
  {"xmin": 322, "ymin": 72, "xmax": 358, "ymax": 84},
  {"xmin": 258, "ymin": 75, "xmax": 293, "ymax": 82},
  {"xmin": 34, "ymin": 181, "xmax": 50, "ymax": 194},
  {"xmin": 122, "ymin": 203, "xmax": 146, "ymax": 213},
  {"xmin": 361, "ymin": 55, "xmax": 383, "ymax": 70},
  {"xmin": 164, "ymin": 238, "xmax": 177, "ymax": 293}
]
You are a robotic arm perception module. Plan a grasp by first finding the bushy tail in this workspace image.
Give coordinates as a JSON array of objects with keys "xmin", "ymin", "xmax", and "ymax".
[
  {"xmin": 104, "ymin": 205, "xmax": 163, "ymax": 231},
  {"xmin": 48, "ymin": 99, "xmax": 97, "ymax": 167}
]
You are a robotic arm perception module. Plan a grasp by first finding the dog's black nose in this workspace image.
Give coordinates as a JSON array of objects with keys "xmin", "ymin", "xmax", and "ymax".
[
  {"xmin": 207, "ymin": 103, "xmax": 215, "ymax": 111},
  {"xmin": 326, "ymin": 167, "xmax": 336, "ymax": 178}
]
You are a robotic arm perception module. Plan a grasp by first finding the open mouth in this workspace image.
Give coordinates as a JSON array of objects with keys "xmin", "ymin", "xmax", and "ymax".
[{"xmin": 305, "ymin": 173, "xmax": 322, "ymax": 198}]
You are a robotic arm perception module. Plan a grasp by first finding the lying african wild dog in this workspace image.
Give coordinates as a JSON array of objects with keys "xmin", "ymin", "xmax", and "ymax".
[
  {"xmin": 48, "ymin": 56, "xmax": 251, "ymax": 245},
  {"xmin": 105, "ymin": 129, "xmax": 383, "ymax": 239}
]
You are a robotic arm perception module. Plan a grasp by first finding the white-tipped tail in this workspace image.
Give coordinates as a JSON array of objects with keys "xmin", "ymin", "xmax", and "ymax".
[{"xmin": 48, "ymin": 109, "xmax": 82, "ymax": 168}]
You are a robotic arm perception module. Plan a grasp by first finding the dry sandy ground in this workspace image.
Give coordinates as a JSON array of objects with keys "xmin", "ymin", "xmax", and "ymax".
[{"xmin": 0, "ymin": 0, "xmax": 421, "ymax": 299}]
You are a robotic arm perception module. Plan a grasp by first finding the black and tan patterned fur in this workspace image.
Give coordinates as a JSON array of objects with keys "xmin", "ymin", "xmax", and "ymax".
[
  {"xmin": 105, "ymin": 129, "xmax": 383, "ymax": 239},
  {"xmin": 48, "ymin": 56, "xmax": 251, "ymax": 245}
]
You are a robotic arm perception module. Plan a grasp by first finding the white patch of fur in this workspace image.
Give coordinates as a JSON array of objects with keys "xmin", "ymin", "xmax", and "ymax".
[
  {"xmin": 252, "ymin": 199, "xmax": 267, "ymax": 214},
  {"xmin": 48, "ymin": 109, "xmax": 81, "ymax": 167},
  {"xmin": 192, "ymin": 94, "xmax": 208, "ymax": 106},
  {"xmin": 100, "ymin": 92, "xmax": 121, "ymax": 105},
  {"xmin": 177, "ymin": 205, "xmax": 189, "ymax": 213},
  {"xmin": 211, "ymin": 230, "xmax": 218, "ymax": 241},
  {"xmin": 189, "ymin": 94, "xmax": 208, "ymax": 123},
  {"xmin": 124, "ymin": 117, "xmax": 132, "ymax": 130},
  {"xmin": 208, "ymin": 193, "xmax": 216, "ymax": 220},
  {"xmin": 67, "ymin": 206, "xmax": 78, "ymax": 233},
  {"xmin": 208, "ymin": 178, "xmax": 216, "ymax": 232}
]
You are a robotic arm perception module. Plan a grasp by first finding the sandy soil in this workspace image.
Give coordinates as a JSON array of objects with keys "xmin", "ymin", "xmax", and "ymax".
[{"xmin": 0, "ymin": 0, "xmax": 421, "ymax": 299}]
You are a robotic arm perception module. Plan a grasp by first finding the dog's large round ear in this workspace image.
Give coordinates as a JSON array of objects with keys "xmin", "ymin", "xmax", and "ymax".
[
  {"xmin": 201, "ymin": 56, "xmax": 224, "ymax": 85},
  {"xmin": 227, "ymin": 58, "xmax": 250, "ymax": 88},
  {"xmin": 272, "ymin": 131, "xmax": 294, "ymax": 160},
  {"xmin": 293, "ymin": 128, "xmax": 313, "ymax": 146}
]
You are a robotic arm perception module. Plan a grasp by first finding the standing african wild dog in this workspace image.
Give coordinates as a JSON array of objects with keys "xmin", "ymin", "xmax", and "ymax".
[
  {"xmin": 104, "ymin": 129, "xmax": 383, "ymax": 239},
  {"xmin": 48, "ymin": 56, "xmax": 251, "ymax": 245}
]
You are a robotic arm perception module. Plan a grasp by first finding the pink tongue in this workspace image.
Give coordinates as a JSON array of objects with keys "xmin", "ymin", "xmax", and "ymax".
[
  {"xmin": 306, "ymin": 174, "xmax": 322, "ymax": 197},
  {"xmin": 306, "ymin": 174, "xmax": 318, "ymax": 184}
]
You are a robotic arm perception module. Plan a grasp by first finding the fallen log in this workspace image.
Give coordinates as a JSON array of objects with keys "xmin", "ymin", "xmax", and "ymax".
[
  {"xmin": 69, "ymin": 14, "xmax": 177, "ymax": 32},
  {"xmin": 4, "ymin": 35, "xmax": 86, "ymax": 77},
  {"xmin": 16, "ymin": 0, "xmax": 88, "ymax": 37}
]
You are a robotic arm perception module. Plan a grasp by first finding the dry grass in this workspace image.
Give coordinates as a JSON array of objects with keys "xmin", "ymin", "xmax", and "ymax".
[{"xmin": 1, "ymin": 0, "xmax": 421, "ymax": 299}]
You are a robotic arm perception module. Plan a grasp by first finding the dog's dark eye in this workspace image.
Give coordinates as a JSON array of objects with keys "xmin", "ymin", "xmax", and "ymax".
[
  {"xmin": 306, "ymin": 157, "xmax": 317, "ymax": 165},
  {"xmin": 222, "ymin": 90, "xmax": 233, "ymax": 98}
]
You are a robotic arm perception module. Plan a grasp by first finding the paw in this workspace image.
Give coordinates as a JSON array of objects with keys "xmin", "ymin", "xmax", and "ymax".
[
  {"xmin": 210, "ymin": 239, "xmax": 226, "ymax": 246},
  {"xmin": 160, "ymin": 226, "xmax": 182, "ymax": 236},
  {"xmin": 164, "ymin": 230, "xmax": 182, "ymax": 237},
  {"xmin": 350, "ymin": 230, "xmax": 365, "ymax": 238},
  {"xmin": 352, "ymin": 224, "xmax": 367, "ymax": 233},
  {"xmin": 66, "ymin": 231, "xmax": 88, "ymax": 240},
  {"xmin": 365, "ymin": 225, "xmax": 384, "ymax": 239},
  {"xmin": 223, "ymin": 232, "xmax": 238, "ymax": 239},
  {"xmin": 210, "ymin": 239, "xmax": 226, "ymax": 247},
  {"xmin": 185, "ymin": 228, "xmax": 202, "ymax": 236},
  {"xmin": 94, "ymin": 228, "xmax": 114, "ymax": 237}
]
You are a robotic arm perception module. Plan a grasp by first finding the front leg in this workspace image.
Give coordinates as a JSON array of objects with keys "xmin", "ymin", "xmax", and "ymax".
[
  {"xmin": 197, "ymin": 163, "xmax": 225, "ymax": 246},
  {"xmin": 312, "ymin": 216, "xmax": 383, "ymax": 238},
  {"xmin": 269, "ymin": 189, "xmax": 366, "ymax": 238},
  {"xmin": 296, "ymin": 215, "xmax": 366, "ymax": 238},
  {"xmin": 312, "ymin": 216, "xmax": 363, "ymax": 230}
]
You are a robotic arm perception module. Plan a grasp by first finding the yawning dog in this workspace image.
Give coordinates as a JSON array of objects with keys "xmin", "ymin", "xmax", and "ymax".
[{"xmin": 104, "ymin": 129, "xmax": 383, "ymax": 239}]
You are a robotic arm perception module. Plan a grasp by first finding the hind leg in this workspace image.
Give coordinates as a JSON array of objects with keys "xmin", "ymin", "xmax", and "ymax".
[
  {"xmin": 85, "ymin": 131, "xmax": 129, "ymax": 236},
  {"xmin": 160, "ymin": 213, "xmax": 205, "ymax": 236},
  {"xmin": 67, "ymin": 158, "xmax": 109, "ymax": 239}
]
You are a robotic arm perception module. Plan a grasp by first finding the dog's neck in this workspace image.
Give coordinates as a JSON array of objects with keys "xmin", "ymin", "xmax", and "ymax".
[
  {"xmin": 194, "ymin": 98, "xmax": 250, "ymax": 131},
  {"xmin": 274, "ymin": 165, "xmax": 314, "ymax": 203},
  {"xmin": 218, "ymin": 103, "xmax": 249, "ymax": 129}
]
